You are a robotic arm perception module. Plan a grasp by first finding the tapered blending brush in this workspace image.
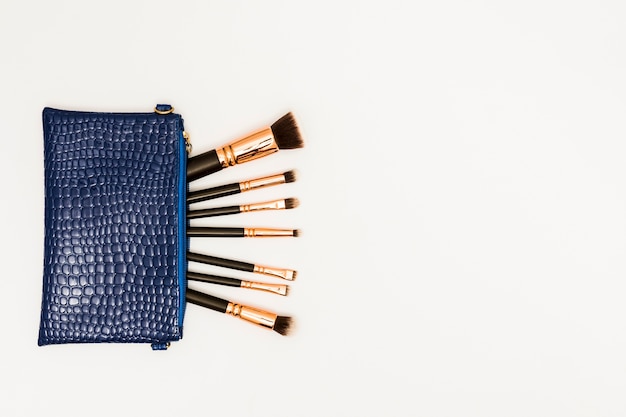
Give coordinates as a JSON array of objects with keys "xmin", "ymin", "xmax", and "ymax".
[
  {"xmin": 187, "ymin": 113, "xmax": 304, "ymax": 182},
  {"xmin": 187, "ymin": 251, "xmax": 297, "ymax": 281},
  {"xmin": 187, "ymin": 227, "xmax": 300, "ymax": 238},
  {"xmin": 188, "ymin": 170, "xmax": 298, "ymax": 204},
  {"xmin": 186, "ymin": 288, "xmax": 293, "ymax": 335},
  {"xmin": 188, "ymin": 198, "xmax": 299, "ymax": 219},
  {"xmin": 187, "ymin": 271, "xmax": 289, "ymax": 296}
]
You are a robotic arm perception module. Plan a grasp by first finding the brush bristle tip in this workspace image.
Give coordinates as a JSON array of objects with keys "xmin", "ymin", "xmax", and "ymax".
[
  {"xmin": 273, "ymin": 316, "xmax": 293, "ymax": 336},
  {"xmin": 283, "ymin": 170, "xmax": 298, "ymax": 183},
  {"xmin": 271, "ymin": 112, "xmax": 304, "ymax": 150},
  {"xmin": 285, "ymin": 198, "xmax": 300, "ymax": 209},
  {"xmin": 292, "ymin": 229, "xmax": 301, "ymax": 237}
]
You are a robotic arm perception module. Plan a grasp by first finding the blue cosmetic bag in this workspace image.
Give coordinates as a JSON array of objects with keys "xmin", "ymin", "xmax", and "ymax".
[{"xmin": 38, "ymin": 105, "xmax": 188, "ymax": 350}]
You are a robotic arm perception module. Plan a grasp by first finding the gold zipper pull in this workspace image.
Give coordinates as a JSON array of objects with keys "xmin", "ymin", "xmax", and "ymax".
[
  {"xmin": 183, "ymin": 131, "xmax": 192, "ymax": 154},
  {"xmin": 152, "ymin": 105, "xmax": 191, "ymax": 154}
]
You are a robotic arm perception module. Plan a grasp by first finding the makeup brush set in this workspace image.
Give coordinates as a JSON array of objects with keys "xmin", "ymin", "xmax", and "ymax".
[
  {"xmin": 184, "ymin": 111, "xmax": 304, "ymax": 336},
  {"xmin": 37, "ymin": 105, "xmax": 303, "ymax": 349}
]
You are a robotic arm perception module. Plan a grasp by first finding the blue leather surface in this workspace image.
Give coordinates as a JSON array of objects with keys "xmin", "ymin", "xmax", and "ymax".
[{"xmin": 38, "ymin": 108, "xmax": 185, "ymax": 346}]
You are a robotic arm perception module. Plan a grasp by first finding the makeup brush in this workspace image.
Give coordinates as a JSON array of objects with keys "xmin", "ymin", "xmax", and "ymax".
[
  {"xmin": 187, "ymin": 251, "xmax": 297, "ymax": 281},
  {"xmin": 188, "ymin": 170, "xmax": 298, "ymax": 204},
  {"xmin": 187, "ymin": 271, "xmax": 289, "ymax": 296},
  {"xmin": 187, "ymin": 113, "xmax": 304, "ymax": 182},
  {"xmin": 188, "ymin": 198, "xmax": 299, "ymax": 219},
  {"xmin": 187, "ymin": 227, "xmax": 300, "ymax": 238},
  {"xmin": 186, "ymin": 288, "xmax": 293, "ymax": 335}
]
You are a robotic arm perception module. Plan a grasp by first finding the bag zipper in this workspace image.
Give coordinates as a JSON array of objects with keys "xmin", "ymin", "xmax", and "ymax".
[
  {"xmin": 178, "ymin": 129, "xmax": 189, "ymax": 337},
  {"xmin": 152, "ymin": 105, "xmax": 191, "ymax": 349},
  {"xmin": 178, "ymin": 127, "xmax": 189, "ymax": 332}
]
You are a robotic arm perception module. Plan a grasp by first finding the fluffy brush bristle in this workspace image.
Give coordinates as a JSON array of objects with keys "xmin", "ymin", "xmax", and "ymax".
[
  {"xmin": 283, "ymin": 169, "xmax": 298, "ymax": 183},
  {"xmin": 273, "ymin": 316, "xmax": 293, "ymax": 336},
  {"xmin": 271, "ymin": 112, "xmax": 304, "ymax": 150},
  {"xmin": 285, "ymin": 198, "xmax": 300, "ymax": 209}
]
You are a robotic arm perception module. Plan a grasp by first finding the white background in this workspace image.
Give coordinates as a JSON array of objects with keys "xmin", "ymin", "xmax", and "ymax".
[{"xmin": 1, "ymin": 1, "xmax": 625, "ymax": 416}]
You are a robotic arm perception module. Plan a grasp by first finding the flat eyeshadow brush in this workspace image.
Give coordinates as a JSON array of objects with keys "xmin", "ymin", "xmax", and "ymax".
[
  {"xmin": 187, "ymin": 251, "xmax": 297, "ymax": 281},
  {"xmin": 188, "ymin": 198, "xmax": 299, "ymax": 219},
  {"xmin": 187, "ymin": 113, "xmax": 304, "ymax": 182},
  {"xmin": 186, "ymin": 288, "xmax": 292, "ymax": 335},
  {"xmin": 187, "ymin": 170, "xmax": 297, "ymax": 204},
  {"xmin": 187, "ymin": 227, "xmax": 300, "ymax": 238},
  {"xmin": 187, "ymin": 271, "xmax": 289, "ymax": 296}
]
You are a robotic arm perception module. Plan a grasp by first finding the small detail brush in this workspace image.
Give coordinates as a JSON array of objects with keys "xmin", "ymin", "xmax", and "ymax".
[
  {"xmin": 188, "ymin": 198, "xmax": 299, "ymax": 219},
  {"xmin": 187, "ymin": 271, "xmax": 289, "ymax": 296},
  {"xmin": 187, "ymin": 227, "xmax": 300, "ymax": 238},
  {"xmin": 188, "ymin": 170, "xmax": 298, "ymax": 204},
  {"xmin": 186, "ymin": 288, "xmax": 293, "ymax": 335},
  {"xmin": 187, "ymin": 251, "xmax": 297, "ymax": 281},
  {"xmin": 187, "ymin": 113, "xmax": 304, "ymax": 182}
]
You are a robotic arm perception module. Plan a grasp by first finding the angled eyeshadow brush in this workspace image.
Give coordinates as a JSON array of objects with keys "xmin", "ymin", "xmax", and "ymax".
[
  {"xmin": 187, "ymin": 271, "xmax": 289, "ymax": 296},
  {"xmin": 186, "ymin": 288, "xmax": 292, "ymax": 335},
  {"xmin": 188, "ymin": 170, "xmax": 297, "ymax": 204},
  {"xmin": 186, "ymin": 251, "xmax": 297, "ymax": 281},
  {"xmin": 188, "ymin": 198, "xmax": 299, "ymax": 219},
  {"xmin": 187, "ymin": 113, "xmax": 303, "ymax": 182},
  {"xmin": 187, "ymin": 227, "xmax": 300, "ymax": 238}
]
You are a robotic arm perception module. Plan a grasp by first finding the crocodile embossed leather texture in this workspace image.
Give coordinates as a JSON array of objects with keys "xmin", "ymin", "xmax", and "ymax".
[{"xmin": 38, "ymin": 108, "xmax": 186, "ymax": 346}]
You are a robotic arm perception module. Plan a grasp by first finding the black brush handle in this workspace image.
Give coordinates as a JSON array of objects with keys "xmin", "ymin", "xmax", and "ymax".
[
  {"xmin": 187, "ymin": 149, "xmax": 222, "ymax": 182},
  {"xmin": 187, "ymin": 271, "xmax": 242, "ymax": 287},
  {"xmin": 187, "ymin": 205, "xmax": 241, "ymax": 219},
  {"xmin": 186, "ymin": 288, "xmax": 229, "ymax": 313},
  {"xmin": 188, "ymin": 183, "xmax": 241, "ymax": 204},
  {"xmin": 187, "ymin": 227, "xmax": 244, "ymax": 237},
  {"xmin": 187, "ymin": 252, "xmax": 255, "ymax": 273}
]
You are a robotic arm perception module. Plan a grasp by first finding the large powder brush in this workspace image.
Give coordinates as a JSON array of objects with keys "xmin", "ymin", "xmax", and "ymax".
[{"xmin": 187, "ymin": 113, "xmax": 304, "ymax": 182}]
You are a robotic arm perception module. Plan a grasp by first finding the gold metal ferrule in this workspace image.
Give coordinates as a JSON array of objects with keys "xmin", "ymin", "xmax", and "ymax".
[
  {"xmin": 253, "ymin": 265, "xmax": 297, "ymax": 281},
  {"xmin": 240, "ymin": 172, "xmax": 287, "ymax": 192},
  {"xmin": 215, "ymin": 127, "xmax": 278, "ymax": 168},
  {"xmin": 226, "ymin": 302, "xmax": 277, "ymax": 330},
  {"xmin": 240, "ymin": 199, "xmax": 286, "ymax": 213},
  {"xmin": 240, "ymin": 281, "xmax": 288, "ymax": 296},
  {"xmin": 243, "ymin": 228, "xmax": 295, "ymax": 237}
]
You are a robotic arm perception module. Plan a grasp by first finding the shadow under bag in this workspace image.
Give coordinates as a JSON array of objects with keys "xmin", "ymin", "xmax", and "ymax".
[{"xmin": 38, "ymin": 106, "xmax": 188, "ymax": 350}]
